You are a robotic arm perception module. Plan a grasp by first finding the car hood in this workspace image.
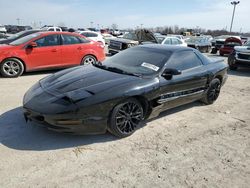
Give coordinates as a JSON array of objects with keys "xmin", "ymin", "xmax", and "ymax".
[
  {"xmin": 215, "ymin": 39, "xmax": 226, "ymax": 42},
  {"xmin": 110, "ymin": 38, "xmax": 138, "ymax": 44},
  {"xmin": 224, "ymin": 37, "xmax": 242, "ymax": 45},
  {"xmin": 234, "ymin": 46, "xmax": 250, "ymax": 52},
  {"xmin": 39, "ymin": 65, "xmax": 142, "ymax": 101}
]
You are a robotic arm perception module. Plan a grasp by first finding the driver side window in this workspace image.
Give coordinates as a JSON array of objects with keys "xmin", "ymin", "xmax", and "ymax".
[
  {"xmin": 166, "ymin": 51, "xmax": 202, "ymax": 71},
  {"xmin": 35, "ymin": 35, "xmax": 60, "ymax": 47},
  {"xmin": 164, "ymin": 38, "xmax": 171, "ymax": 45}
]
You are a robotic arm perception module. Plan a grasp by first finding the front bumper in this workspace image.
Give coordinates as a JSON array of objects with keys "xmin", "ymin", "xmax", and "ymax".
[
  {"xmin": 108, "ymin": 47, "xmax": 122, "ymax": 54},
  {"xmin": 23, "ymin": 83, "xmax": 108, "ymax": 134},
  {"xmin": 23, "ymin": 108, "xmax": 107, "ymax": 134}
]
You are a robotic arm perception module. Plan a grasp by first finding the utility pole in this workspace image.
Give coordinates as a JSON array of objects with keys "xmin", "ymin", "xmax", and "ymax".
[
  {"xmin": 230, "ymin": 1, "xmax": 240, "ymax": 32},
  {"xmin": 16, "ymin": 18, "xmax": 20, "ymax": 25}
]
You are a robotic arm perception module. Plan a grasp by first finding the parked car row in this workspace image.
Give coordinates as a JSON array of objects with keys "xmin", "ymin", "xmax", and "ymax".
[{"xmin": 107, "ymin": 29, "xmax": 217, "ymax": 55}]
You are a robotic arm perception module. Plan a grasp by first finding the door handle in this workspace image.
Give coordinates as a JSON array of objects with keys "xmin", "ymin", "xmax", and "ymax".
[
  {"xmin": 51, "ymin": 49, "xmax": 57, "ymax": 52},
  {"xmin": 77, "ymin": 47, "xmax": 82, "ymax": 50}
]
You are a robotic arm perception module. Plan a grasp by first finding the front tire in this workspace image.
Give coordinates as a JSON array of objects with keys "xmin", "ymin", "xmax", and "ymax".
[
  {"xmin": 108, "ymin": 98, "xmax": 144, "ymax": 138},
  {"xmin": 0, "ymin": 58, "xmax": 24, "ymax": 77},
  {"xmin": 201, "ymin": 78, "xmax": 221, "ymax": 105},
  {"xmin": 80, "ymin": 55, "xmax": 96, "ymax": 65}
]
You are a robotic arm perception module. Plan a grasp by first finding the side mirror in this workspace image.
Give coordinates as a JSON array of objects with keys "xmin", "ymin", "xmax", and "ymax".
[
  {"xmin": 27, "ymin": 42, "xmax": 37, "ymax": 49},
  {"xmin": 162, "ymin": 68, "xmax": 181, "ymax": 80}
]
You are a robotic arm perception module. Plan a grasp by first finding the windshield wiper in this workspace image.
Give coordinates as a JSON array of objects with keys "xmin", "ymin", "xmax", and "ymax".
[{"xmin": 92, "ymin": 62, "xmax": 142, "ymax": 77}]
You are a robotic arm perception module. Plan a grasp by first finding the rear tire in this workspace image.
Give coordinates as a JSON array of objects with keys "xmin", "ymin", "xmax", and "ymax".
[
  {"xmin": 201, "ymin": 78, "xmax": 221, "ymax": 105},
  {"xmin": 108, "ymin": 98, "xmax": 144, "ymax": 138},
  {"xmin": 80, "ymin": 55, "xmax": 96, "ymax": 65},
  {"xmin": 228, "ymin": 54, "xmax": 238, "ymax": 70},
  {"xmin": 211, "ymin": 48, "xmax": 217, "ymax": 54},
  {"xmin": 0, "ymin": 58, "xmax": 24, "ymax": 78}
]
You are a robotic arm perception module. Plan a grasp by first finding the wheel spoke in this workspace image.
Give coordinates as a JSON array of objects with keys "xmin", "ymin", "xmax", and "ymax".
[
  {"xmin": 118, "ymin": 109, "xmax": 127, "ymax": 116},
  {"xmin": 114, "ymin": 101, "xmax": 143, "ymax": 134},
  {"xmin": 3, "ymin": 64, "xmax": 10, "ymax": 69},
  {"xmin": 118, "ymin": 122, "xmax": 127, "ymax": 132}
]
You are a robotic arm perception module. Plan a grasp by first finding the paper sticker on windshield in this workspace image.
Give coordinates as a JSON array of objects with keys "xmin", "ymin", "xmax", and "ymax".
[{"xmin": 141, "ymin": 62, "xmax": 159, "ymax": 71}]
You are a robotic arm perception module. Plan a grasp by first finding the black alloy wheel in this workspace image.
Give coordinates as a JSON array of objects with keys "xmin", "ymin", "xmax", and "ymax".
[
  {"xmin": 108, "ymin": 98, "xmax": 144, "ymax": 138},
  {"xmin": 201, "ymin": 78, "xmax": 221, "ymax": 105}
]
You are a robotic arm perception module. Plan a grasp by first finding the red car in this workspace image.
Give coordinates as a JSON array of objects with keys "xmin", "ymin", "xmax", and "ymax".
[
  {"xmin": 219, "ymin": 37, "xmax": 242, "ymax": 56},
  {"xmin": 0, "ymin": 32, "xmax": 105, "ymax": 77}
]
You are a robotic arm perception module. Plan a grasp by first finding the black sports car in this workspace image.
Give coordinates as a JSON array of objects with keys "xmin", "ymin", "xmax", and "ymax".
[{"xmin": 23, "ymin": 45, "xmax": 228, "ymax": 138}]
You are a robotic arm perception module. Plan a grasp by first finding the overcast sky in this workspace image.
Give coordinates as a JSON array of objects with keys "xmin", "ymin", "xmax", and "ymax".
[{"xmin": 0, "ymin": 0, "xmax": 249, "ymax": 32}]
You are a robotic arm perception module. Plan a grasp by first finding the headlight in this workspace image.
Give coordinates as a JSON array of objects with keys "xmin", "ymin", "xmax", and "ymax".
[
  {"xmin": 23, "ymin": 82, "xmax": 43, "ymax": 105},
  {"xmin": 127, "ymin": 43, "xmax": 135, "ymax": 48}
]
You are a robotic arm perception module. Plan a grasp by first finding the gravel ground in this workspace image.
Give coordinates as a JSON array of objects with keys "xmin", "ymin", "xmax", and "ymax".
[{"xmin": 0, "ymin": 54, "xmax": 249, "ymax": 188}]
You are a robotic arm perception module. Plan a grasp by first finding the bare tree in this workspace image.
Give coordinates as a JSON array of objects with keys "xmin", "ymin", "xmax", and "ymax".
[
  {"xmin": 57, "ymin": 22, "xmax": 65, "ymax": 27},
  {"xmin": 111, "ymin": 23, "xmax": 118, "ymax": 30}
]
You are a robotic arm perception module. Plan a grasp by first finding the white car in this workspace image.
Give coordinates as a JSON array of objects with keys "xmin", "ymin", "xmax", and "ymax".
[
  {"xmin": 79, "ymin": 31, "xmax": 105, "ymax": 45},
  {"xmin": 41, "ymin": 26, "xmax": 62, "ymax": 32},
  {"xmin": 102, "ymin": 33, "xmax": 117, "ymax": 45},
  {"xmin": 0, "ymin": 25, "xmax": 7, "ymax": 34},
  {"xmin": 168, "ymin": 34, "xmax": 186, "ymax": 43},
  {"xmin": 161, "ymin": 36, "xmax": 187, "ymax": 47}
]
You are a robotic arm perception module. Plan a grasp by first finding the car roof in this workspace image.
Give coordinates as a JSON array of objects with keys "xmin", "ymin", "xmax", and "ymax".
[
  {"xmin": 37, "ymin": 31, "xmax": 82, "ymax": 36},
  {"xmin": 79, "ymin": 31, "xmax": 100, "ymax": 35},
  {"xmin": 138, "ymin": 44, "xmax": 192, "ymax": 53}
]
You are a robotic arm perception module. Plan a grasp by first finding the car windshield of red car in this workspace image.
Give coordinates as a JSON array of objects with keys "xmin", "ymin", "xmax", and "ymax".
[{"xmin": 9, "ymin": 33, "xmax": 41, "ymax": 46}]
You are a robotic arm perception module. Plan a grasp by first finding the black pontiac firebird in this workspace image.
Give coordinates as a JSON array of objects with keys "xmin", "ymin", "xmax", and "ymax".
[{"xmin": 23, "ymin": 44, "xmax": 228, "ymax": 137}]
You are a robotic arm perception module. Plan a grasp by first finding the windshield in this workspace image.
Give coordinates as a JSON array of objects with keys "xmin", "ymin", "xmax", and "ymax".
[
  {"xmin": 186, "ymin": 37, "xmax": 199, "ymax": 43},
  {"xmin": 123, "ymin": 33, "xmax": 137, "ymax": 41},
  {"xmin": 6, "ymin": 30, "xmax": 27, "ymax": 40},
  {"xmin": 9, "ymin": 33, "xmax": 41, "ymax": 46},
  {"xmin": 187, "ymin": 37, "xmax": 206, "ymax": 43},
  {"xmin": 96, "ymin": 47, "xmax": 172, "ymax": 76}
]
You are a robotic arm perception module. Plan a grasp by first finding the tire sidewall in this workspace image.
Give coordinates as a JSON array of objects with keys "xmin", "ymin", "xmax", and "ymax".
[
  {"xmin": 228, "ymin": 54, "xmax": 237, "ymax": 70},
  {"xmin": 204, "ymin": 78, "xmax": 221, "ymax": 105},
  {"xmin": 0, "ymin": 58, "xmax": 24, "ymax": 78},
  {"xmin": 80, "ymin": 55, "xmax": 96, "ymax": 65},
  {"xmin": 108, "ymin": 98, "xmax": 143, "ymax": 138}
]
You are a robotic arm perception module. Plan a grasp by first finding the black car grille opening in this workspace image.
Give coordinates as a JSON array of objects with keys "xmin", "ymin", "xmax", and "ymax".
[
  {"xmin": 216, "ymin": 41, "xmax": 224, "ymax": 45},
  {"xmin": 188, "ymin": 45, "xmax": 196, "ymax": 49},
  {"xmin": 238, "ymin": 53, "xmax": 250, "ymax": 60},
  {"xmin": 109, "ymin": 41, "xmax": 122, "ymax": 50},
  {"xmin": 35, "ymin": 115, "xmax": 45, "ymax": 122}
]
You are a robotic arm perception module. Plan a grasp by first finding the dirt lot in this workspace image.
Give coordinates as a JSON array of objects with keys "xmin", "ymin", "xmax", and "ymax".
[{"xmin": 0, "ymin": 54, "xmax": 249, "ymax": 188}]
